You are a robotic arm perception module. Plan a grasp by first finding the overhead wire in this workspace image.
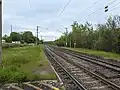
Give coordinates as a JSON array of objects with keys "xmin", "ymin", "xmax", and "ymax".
[
  {"xmin": 75, "ymin": 0, "xmax": 119, "ymax": 24},
  {"xmin": 108, "ymin": 3, "xmax": 120, "ymax": 12},
  {"xmin": 87, "ymin": 0, "xmax": 120, "ymax": 26},
  {"xmin": 71, "ymin": 0, "xmax": 100, "ymax": 23},
  {"xmin": 28, "ymin": 0, "xmax": 32, "ymax": 8},
  {"xmin": 109, "ymin": 0, "xmax": 120, "ymax": 9},
  {"xmin": 107, "ymin": 0, "xmax": 118, "ymax": 5},
  {"xmin": 58, "ymin": 0, "xmax": 72, "ymax": 16},
  {"xmin": 68, "ymin": 0, "xmax": 101, "ymax": 22},
  {"xmin": 51, "ymin": 0, "xmax": 72, "ymax": 31},
  {"xmin": 56, "ymin": 29, "xmax": 65, "ymax": 34},
  {"xmin": 102, "ymin": 0, "xmax": 120, "ymax": 14},
  {"xmin": 88, "ymin": 8, "xmax": 102, "ymax": 16},
  {"xmin": 50, "ymin": 0, "xmax": 66, "ymax": 28},
  {"xmin": 12, "ymin": 25, "xmax": 48, "ymax": 32},
  {"xmin": 12, "ymin": 26, "xmax": 35, "ymax": 30},
  {"xmin": 87, "ymin": 0, "xmax": 118, "ymax": 17},
  {"xmin": 110, "ymin": 6, "xmax": 120, "ymax": 12},
  {"xmin": 83, "ymin": 0, "xmax": 100, "ymax": 12}
]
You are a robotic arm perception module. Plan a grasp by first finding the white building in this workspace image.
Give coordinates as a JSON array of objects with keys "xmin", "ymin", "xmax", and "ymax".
[
  {"xmin": 2, "ymin": 39, "xmax": 5, "ymax": 43},
  {"xmin": 12, "ymin": 41, "xmax": 21, "ymax": 44}
]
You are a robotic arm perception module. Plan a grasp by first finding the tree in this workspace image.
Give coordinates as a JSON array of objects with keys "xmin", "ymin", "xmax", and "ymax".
[
  {"xmin": 2, "ymin": 34, "xmax": 8, "ymax": 41},
  {"xmin": 6, "ymin": 37, "xmax": 12, "ymax": 43},
  {"xmin": 2, "ymin": 34, "xmax": 11, "ymax": 43},
  {"xmin": 55, "ymin": 15, "xmax": 120, "ymax": 53},
  {"xmin": 23, "ymin": 31, "xmax": 36, "ymax": 43},
  {"xmin": 55, "ymin": 35, "xmax": 65, "ymax": 46},
  {"xmin": 39, "ymin": 40, "xmax": 44, "ymax": 44},
  {"xmin": 10, "ymin": 32, "xmax": 21, "ymax": 41}
]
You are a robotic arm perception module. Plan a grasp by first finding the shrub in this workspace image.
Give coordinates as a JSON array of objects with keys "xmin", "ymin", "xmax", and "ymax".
[{"xmin": 0, "ymin": 66, "xmax": 27, "ymax": 83}]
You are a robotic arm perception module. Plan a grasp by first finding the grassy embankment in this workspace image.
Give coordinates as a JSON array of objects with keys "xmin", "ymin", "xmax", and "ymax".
[
  {"xmin": 1, "ymin": 45, "xmax": 56, "ymax": 83},
  {"xmin": 64, "ymin": 47, "xmax": 120, "ymax": 60}
]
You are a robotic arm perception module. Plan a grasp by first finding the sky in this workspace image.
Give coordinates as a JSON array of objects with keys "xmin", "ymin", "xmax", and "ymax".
[{"xmin": 3, "ymin": 0, "xmax": 120, "ymax": 41}]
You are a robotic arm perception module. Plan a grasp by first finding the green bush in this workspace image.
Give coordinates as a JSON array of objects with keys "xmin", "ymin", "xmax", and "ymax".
[
  {"xmin": 10, "ymin": 72, "xmax": 27, "ymax": 82},
  {"xmin": 0, "ymin": 66, "xmax": 27, "ymax": 83}
]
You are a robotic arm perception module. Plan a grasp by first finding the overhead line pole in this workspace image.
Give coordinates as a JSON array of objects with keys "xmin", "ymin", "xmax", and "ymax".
[
  {"xmin": 70, "ymin": 32, "xmax": 71, "ymax": 48},
  {"xmin": 65, "ymin": 28, "xmax": 68, "ymax": 47},
  {"xmin": 11, "ymin": 25, "xmax": 12, "ymax": 33},
  {"xmin": 0, "ymin": 0, "xmax": 2, "ymax": 65},
  {"xmin": 36, "ymin": 26, "xmax": 39, "ymax": 45},
  {"xmin": 11, "ymin": 25, "xmax": 12, "ymax": 42},
  {"xmin": 41, "ymin": 36, "xmax": 42, "ymax": 40}
]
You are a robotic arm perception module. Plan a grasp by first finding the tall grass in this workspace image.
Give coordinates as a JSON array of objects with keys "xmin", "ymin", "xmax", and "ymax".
[
  {"xmin": 1, "ymin": 45, "xmax": 56, "ymax": 83},
  {"xmin": 64, "ymin": 47, "xmax": 120, "ymax": 60}
]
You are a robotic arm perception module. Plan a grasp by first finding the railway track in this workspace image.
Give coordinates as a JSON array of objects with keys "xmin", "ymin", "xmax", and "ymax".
[
  {"xmin": 51, "ymin": 48, "xmax": 120, "ymax": 86},
  {"xmin": 45, "ymin": 45, "xmax": 120, "ymax": 90},
  {"xmin": 54, "ymin": 46, "xmax": 120, "ymax": 70},
  {"xmin": 45, "ymin": 47, "xmax": 86, "ymax": 90},
  {"xmin": 65, "ymin": 48, "xmax": 120, "ymax": 68},
  {"xmin": 51, "ymin": 46, "xmax": 120, "ymax": 80}
]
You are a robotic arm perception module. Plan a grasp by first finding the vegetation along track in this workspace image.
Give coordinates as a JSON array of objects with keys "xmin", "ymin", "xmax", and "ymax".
[{"xmin": 45, "ymin": 45, "xmax": 120, "ymax": 90}]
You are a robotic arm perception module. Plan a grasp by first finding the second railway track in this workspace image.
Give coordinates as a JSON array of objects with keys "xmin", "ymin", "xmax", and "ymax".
[
  {"xmin": 45, "ymin": 45, "xmax": 120, "ymax": 90},
  {"xmin": 51, "ymin": 46, "xmax": 120, "ymax": 83},
  {"xmin": 53, "ymin": 46, "xmax": 120, "ymax": 72}
]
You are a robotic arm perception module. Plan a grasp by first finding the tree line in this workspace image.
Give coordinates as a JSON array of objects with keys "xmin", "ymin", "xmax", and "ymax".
[
  {"xmin": 2, "ymin": 31, "xmax": 43, "ymax": 44},
  {"xmin": 55, "ymin": 15, "xmax": 120, "ymax": 53}
]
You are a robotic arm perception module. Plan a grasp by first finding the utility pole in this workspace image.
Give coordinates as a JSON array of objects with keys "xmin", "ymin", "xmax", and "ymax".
[
  {"xmin": 74, "ymin": 35, "xmax": 76, "ymax": 48},
  {"xmin": 70, "ymin": 33, "xmax": 71, "ymax": 48},
  {"xmin": 74, "ymin": 32, "xmax": 76, "ymax": 48},
  {"xmin": 65, "ymin": 28, "xmax": 68, "ymax": 47},
  {"xmin": 36, "ymin": 26, "xmax": 39, "ymax": 45},
  {"xmin": 41, "ymin": 36, "xmax": 43, "ymax": 44},
  {"xmin": 11, "ymin": 25, "xmax": 12, "ymax": 42},
  {"xmin": 11, "ymin": 25, "xmax": 12, "ymax": 33},
  {"xmin": 41, "ymin": 36, "xmax": 42, "ymax": 40},
  {"xmin": 0, "ymin": 0, "xmax": 2, "ymax": 65}
]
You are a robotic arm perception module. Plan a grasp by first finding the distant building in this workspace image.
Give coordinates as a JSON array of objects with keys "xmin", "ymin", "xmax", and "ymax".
[
  {"xmin": 12, "ymin": 41, "xmax": 21, "ymax": 44},
  {"xmin": 28, "ymin": 43, "xmax": 35, "ymax": 46},
  {"xmin": 2, "ymin": 39, "xmax": 5, "ymax": 43}
]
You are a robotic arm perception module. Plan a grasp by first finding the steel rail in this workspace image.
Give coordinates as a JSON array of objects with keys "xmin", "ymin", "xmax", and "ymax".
[
  {"xmin": 60, "ymin": 47, "xmax": 120, "ymax": 68},
  {"xmin": 53, "ymin": 46, "xmax": 120, "ymax": 72},
  {"xmin": 48, "ymin": 46, "xmax": 120, "ymax": 90},
  {"xmin": 45, "ymin": 47, "xmax": 87, "ymax": 90}
]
